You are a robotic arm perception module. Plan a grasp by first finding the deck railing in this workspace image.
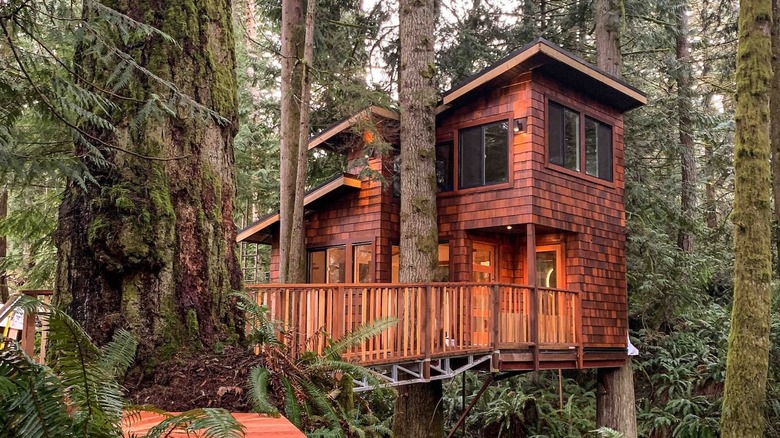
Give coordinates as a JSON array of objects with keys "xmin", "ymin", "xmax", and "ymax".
[{"xmin": 245, "ymin": 282, "xmax": 581, "ymax": 366}]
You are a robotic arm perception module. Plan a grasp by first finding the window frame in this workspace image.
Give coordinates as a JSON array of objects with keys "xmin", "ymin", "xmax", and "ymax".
[
  {"xmin": 535, "ymin": 243, "xmax": 565, "ymax": 289},
  {"xmin": 545, "ymin": 97, "xmax": 617, "ymax": 186},
  {"xmin": 457, "ymin": 119, "xmax": 511, "ymax": 190}
]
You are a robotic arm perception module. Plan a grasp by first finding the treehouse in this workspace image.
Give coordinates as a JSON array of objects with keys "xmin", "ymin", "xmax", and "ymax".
[{"xmin": 238, "ymin": 38, "xmax": 646, "ymax": 389}]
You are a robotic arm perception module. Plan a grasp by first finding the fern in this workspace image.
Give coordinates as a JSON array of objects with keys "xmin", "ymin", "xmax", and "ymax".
[{"xmin": 247, "ymin": 366, "xmax": 279, "ymax": 415}]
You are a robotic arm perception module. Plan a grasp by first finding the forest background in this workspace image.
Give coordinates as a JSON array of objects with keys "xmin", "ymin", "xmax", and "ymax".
[{"xmin": 2, "ymin": 0, "xmax": 779, "ymax": 436}]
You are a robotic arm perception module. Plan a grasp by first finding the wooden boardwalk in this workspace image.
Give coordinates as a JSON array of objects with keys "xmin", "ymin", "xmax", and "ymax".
[{"xmin": 122, "ymin": 412, "xmax": 305, "ymax": 437}]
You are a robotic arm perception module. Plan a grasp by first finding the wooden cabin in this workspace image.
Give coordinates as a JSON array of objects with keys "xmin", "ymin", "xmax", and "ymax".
[{"xmin": 238, "ymin": 39, "xmax": 646, "ymax": 388}]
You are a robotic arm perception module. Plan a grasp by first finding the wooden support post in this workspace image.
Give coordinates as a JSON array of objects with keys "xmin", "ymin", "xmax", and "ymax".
[
  {"xmin": 422, "ymin": 285, "xmax": 432, "ymax": 380},
  {"xmin": 526, "ymin": 223, "xmax": 539, "ymax": 370},
  {"xmin": 21, "ymin": 302, "xmax": 35, "ymax": 358},
  {"xmin": 491, "ymin": 284, "xmax": 500, "ymax": 370}
]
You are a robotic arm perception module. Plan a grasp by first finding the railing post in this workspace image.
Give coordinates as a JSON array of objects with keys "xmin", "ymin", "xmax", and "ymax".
[
  {"xmin": 21, "ymin": 293, "xmax": 36, "ymax": 359},
  {"xmin": 422, "ymin": 285, "xmax": 431, "ymax": 380},
  {"xmin": 526, "ymin": 223, "xmax": 539, "ymax": 370},
  {"xmin": 490, "ymin": 283, "xmax": 500, "ymax": 372}
]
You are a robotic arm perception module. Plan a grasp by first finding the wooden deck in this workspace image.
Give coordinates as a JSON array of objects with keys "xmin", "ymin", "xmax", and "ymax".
[
  {"xmin": 122, "ymin": 412, "xmax": 305, "ymax": 437},
  {"xmin": 244, "ymin": 282, "xmax": 611, "ymax": 372}
]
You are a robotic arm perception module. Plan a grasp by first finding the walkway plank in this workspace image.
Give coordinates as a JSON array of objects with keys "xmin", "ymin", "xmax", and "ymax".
[{"xmin": 122, "ymin": 412, "xmax": 306, "ymax": 437}]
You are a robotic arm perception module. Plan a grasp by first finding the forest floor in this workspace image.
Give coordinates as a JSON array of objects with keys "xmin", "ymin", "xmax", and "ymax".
[{"xmin": 125, "ymin": 345, "xmax": 263, "ymax": 412}]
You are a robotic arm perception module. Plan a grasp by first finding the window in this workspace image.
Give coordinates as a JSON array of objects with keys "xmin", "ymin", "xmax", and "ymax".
[
  {"xmin": 458, "ymin": 121, "xmax": 509, "ymax": 189},
  {"xmin": 548, "ymin": 101, "xmax": 613, "ymax": 181},
  {"xmin": 436, "ymin": 142, "xmax": 454, "ymax": 192},
  {"xmin": 585, "ymin": 117, "xmax": 613, "ymax": 181},
  {"xmin": 353, "ymin": 244, "xmax": 372, "ymax": 283},
  {"xmin": 472, "ymin": 243, "xmax": 494, "ymax": 282},
  {"xmin": 535, "ymin": 244, "xmax": 564, "ymax": 288},
  {"xmin": 308, "ymin": 247, "xmax": 346, "ymax": 283}
]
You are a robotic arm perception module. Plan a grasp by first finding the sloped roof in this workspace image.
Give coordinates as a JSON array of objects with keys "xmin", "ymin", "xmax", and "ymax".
[
  {"xmin": 439, "ymin": 38, "xmax": 647, "ymax": 113},
  {"xmin": 237, "ymin": 174, "xmax": 362, "ymax": 244},
  {"xmin": 308, "ymin": 105, "xmax": 399, "ymax": 151}
]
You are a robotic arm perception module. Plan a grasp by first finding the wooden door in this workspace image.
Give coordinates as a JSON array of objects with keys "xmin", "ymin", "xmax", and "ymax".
[{"xmin": 471, "ymin": 243, "xmax": 494, "ymax": 345}]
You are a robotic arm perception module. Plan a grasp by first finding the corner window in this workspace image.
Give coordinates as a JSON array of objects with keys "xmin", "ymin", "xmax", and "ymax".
[
  {"xmin": 458, "ymin": 121, "xmax": 509, "ymax": 189},
  {"xmin": 548, "ymin": 100, "xmax": 613, "ymax": 181}
]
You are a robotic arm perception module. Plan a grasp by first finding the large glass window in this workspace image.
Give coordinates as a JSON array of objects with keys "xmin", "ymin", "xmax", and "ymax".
[
  {"xmin": 353, "ymin": 244, "xmax": 372, "ymax": 283},
  {"xmin": 458, "ymin": 121, "xmax": 509, "ymax": 189},
  {"xmin": 308, "ymin": 247, "xmax": 346, "ymax": 283},
  {"xmin": 548, "ymin": 101, "xmax": 613, "ymax": 181}
]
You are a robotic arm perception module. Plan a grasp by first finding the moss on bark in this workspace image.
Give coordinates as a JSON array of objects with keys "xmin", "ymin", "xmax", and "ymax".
[
  {"xmin": 720, "ymin": 0, "xmax": 773, "ymax": 436},
  {"xmin": 55, "ymin": 0, "xmax": 243, "ymax": 366}
]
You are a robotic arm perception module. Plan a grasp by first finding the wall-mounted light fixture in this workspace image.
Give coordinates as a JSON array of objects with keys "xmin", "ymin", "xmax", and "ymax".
[{"xmin": 513, "ymin": 117, "xmax": 528, "ymax": 133}]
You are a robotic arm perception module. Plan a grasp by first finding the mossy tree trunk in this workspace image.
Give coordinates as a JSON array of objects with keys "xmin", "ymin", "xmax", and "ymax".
[
  {"xmin": 392, "ymin": 0, "xmax": 443, "ymax": 436},
  {"xmin": 770, "ymin": 0, "xmax": 780, "ymax": 275},
  {"xmin": 55, "ymin": 0, "xmax": 243, "ymax": 364},
  {"xmin": 721, "ymin": 0, "xmax": 773, "ymax": 436},
  {"xmin": 595, "ymin": 3, "xmax": 638, "ymax": 437}
]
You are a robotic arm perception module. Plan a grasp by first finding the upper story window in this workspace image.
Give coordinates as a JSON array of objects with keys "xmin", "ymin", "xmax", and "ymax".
[
  {"xmin": 548, "ymin": 101, "xmax": 613, "ymax": 182},
  {"xmin": 458, "ymin": 121, "xmax": 509, "ymax": 189}
]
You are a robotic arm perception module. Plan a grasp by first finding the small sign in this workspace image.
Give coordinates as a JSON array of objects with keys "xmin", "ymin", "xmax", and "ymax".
[{"xmin": 1, "ymin": 308, "xmax": 24, "ymax": 331}]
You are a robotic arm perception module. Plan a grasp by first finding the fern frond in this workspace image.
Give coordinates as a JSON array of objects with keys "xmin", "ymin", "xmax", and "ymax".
[
  {"xmin": 247, "ymin": 366, "xmax": 279, "ymax": 415},
  {"xmin": 323, "ymin": 318, "xmax": 397, "ymax": 358},
  {"xmin": 283, "ymin": 378, "xmax": 303, "ymax": 427},
  {"xmin": 98, "ymin": 329, "xmax": 138, "ymax": 379}
]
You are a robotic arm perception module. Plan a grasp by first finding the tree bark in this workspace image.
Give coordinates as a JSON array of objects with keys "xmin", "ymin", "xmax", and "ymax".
[
  {"xmin": 55, "ymin": 0, "xmax": 243, "ymax": 362},
  {"xmin": 676, "ymin": 0, "xmax": 697, "ymax": 252},
  {"xmin": 594, "ymin": 0, "xmax": 622, "ymax": 77},
  {"xmin": 0, "ymin": 188, "xmax": 7, "ymax": 303},
  {"xmin": 288, "ymin": 0, "xmax": 315, "ymax": 283},
  {"xmin": 392, "ymin": 0, "xmax": 442, "ymax": 436},
  {"xmin": 594, "ymin": 3, "xmax": 637, "ymax": 437},
  {"xmin": 721, "ymin": 0, "xmax": 773, "ymax": 435},
  {"xmin": 771, "ymin": 0, "xmax": 780, "ymax": 275},
  {"xmin": 596, "ymin": 365, "xmax": 637, "ymax": 438},
  {"xmin": 278, "ymin": 0, "xmax": 305, "ymax": 283}
]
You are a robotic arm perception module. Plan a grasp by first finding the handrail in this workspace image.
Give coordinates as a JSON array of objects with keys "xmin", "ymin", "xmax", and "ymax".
[{"xmin": 246, "ymin": 282, "xmax": 581, "ymax": 368}]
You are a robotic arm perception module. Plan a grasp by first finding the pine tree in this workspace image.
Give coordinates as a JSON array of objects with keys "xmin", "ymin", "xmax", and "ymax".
[
  {"xmin": 720, "ymin": 0, "xmax": 773, "ymax": 435},
  {"xmin": 392, "ymin": 0, "xmax": 443, "ymax": 436}
]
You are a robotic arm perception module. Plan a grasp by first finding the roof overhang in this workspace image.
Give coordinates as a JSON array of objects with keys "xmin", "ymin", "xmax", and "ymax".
[
  {"xmin": 237, "ymin": 174, "xmax": 362, "ymax": 244},
  {"xmin": 308, "ymin": 106, "xmax": 399, "ymax": 151},
  {"xmin": 439, "ymin": 39, "xmax": 647, "ymax": 113}
]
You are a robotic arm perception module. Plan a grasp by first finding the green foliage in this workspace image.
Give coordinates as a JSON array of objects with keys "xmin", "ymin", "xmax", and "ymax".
[
  {"xmin": 0, "ymin": 296, "xmax": 244, "ymax": 438},
  {"xmin": 443, "ymin": 371, "xmax": 598, "ymax": 438},
  {"xmin": 241, "ymin": 295, "xmax": 396, "ymax": 437}
]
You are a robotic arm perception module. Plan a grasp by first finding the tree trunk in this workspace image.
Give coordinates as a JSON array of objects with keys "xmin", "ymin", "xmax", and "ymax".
[
  {"xmin": 594, "ymin": 3, "xmax": 637, "ymax": 437},
  {"xmin": 288, "ymin": 0, "xmax": 316, "ymax": 283},
  {"xmin": 278, "ymin": 0, "xmax": 305, "ymax": 283},
  {"xmin": 596, "ymin": 365, "xmax": 637, "ymax": 438},
  {"xmin": 771, "ymin": 0, "xmax": 780, "ymax": 275},
  {"xmin": 676, "ymin": 0, "xmax": 697, "ymax": 252},
  {"xmin": 594, "ymin": 0, "xmax": 622, "ymax": 77},
  {"xmin": 55, "ymin": 0, "xmax": 243, "ymax": 362},
  {"xmin": 721, "ymin": 0, "xmax": 773, "ymax": 435},
  {"xmin": 0, "ymin": 188, "xmax": 7, "ymax": 303},
  {"xmin": 393, "ymin": 381, "xmax": 444, "ymax": 438},
  {"xmin": 392, "ymin": 0, "xmax": 442, "ymax": 436}
]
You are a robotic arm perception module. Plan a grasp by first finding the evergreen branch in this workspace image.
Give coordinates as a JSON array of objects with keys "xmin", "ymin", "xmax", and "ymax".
[{"xmin": 1, "ymin": 21, "xmax": 188, "ymax": 163}]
